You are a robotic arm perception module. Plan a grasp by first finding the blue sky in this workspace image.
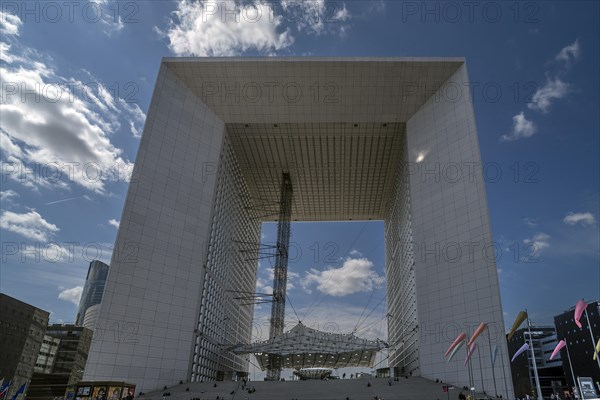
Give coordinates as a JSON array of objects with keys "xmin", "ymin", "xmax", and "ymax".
[{"xmin": 1, "ymin": 0, "xmax": 598, "ymax": 352}]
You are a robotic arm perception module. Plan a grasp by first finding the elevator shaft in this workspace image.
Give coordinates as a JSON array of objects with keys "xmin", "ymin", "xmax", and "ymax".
[{"xmin": 266, "ymin": 173, "xmax": 293, "ymax": 381}]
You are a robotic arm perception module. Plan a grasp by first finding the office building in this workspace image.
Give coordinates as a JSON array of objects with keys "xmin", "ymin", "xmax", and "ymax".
[
  {"xmin": 506, "ymin": 327, "xmax": 566, "ymax": 397},
  {"xmin": 75, "ymin": 260, "xmax": 109, "ymax": 328},
  {"xmin": 0, "ymin": 293, "xmax": 50, "ymax": 398},
  {"xmin": 28, "ymin": 325, "xmax": 93, "ymax": 400},
  {"xmin": 84, "ymin": 58, "xmax": 512, "ymax": 397},
  {"xmin": 554, "ymin": 301, "xmax": 600, "ymax": 394}
]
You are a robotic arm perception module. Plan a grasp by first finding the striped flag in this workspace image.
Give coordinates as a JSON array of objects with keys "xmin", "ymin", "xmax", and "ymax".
[
  {"xmin": 0, "ymin": 381, "xmax": 12, "ymax": 399},
  {"xmin": 10, "ymin": 383, "xmax": 26, "ymax": 400}
]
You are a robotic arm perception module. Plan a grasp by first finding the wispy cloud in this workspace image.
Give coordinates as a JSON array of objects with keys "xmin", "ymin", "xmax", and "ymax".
[
  {"xmin": 563, "ymin": 212, "xmax": 596, "ymax": 226},
  {"xmin": 523, "ymin": 217, "xmax": 537, "ymax": 228},
  {"xmin": 0, "ymin": 189, "xmax": 19, "ymax": 202},
  {"xmin": 0, "ymin": 209, "xmax": 59, "ymax": 241},
  {"xmin": 554, "ymin": 39, "xmax": 581, "ymax": 66},
  {"xmin": 527, "ymin": 77, "xmax": 571, "ymax": 114},
  {"xmin": 280, "ymin": 0, "xmax": 351, "ymax": 35},
  {"xmin": 157, "ymin": 0, "xmax": 351, "ymax": 57},
  {"xmin": 45, "ymin": 196, "xmax": 85, "ymax": 206},
  {"xmin": 0, "ymin": 13, "xmax": 144, "ymax": 193},
  {"xmin": 502, "ymin": 39, "xmax": 581, "ymax": 142},
  {"xmin": 108, "ymin": 218, "xmax": 120, "ymax": 229},
  {"xmin": 500, "ymin": 112, "xmax": 537, "ymax": 141},
  {"xmin": 0, "ymin": 11, "xmax": 22, "ymax": 35},
  {"xmin": 523, "ymin": 232, "xmax": 550, "ymax": 254}
]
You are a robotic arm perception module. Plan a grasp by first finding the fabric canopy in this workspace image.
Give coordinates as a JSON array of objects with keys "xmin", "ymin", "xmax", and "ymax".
[{"xmin": 230, "ymin": 322, "xmax": 387, "ymax": 370}]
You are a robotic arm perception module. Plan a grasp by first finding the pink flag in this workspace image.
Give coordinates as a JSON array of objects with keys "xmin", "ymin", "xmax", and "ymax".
[
  {"xmin": 574, "ymin": 299, "xmax": 588, "ymax": 328},
  {"xmin": 464, "ymin": 343, "xmax": 477, "ymax": 366},
  {"xmin": 447, "ymin": 340, "xmax": 466, "ymax": 363},
  {"xmin": 550, "ymin": 340, "xmax": 566, "ymax": 360},
  {"xmin": 467, "ymin": 323, "xmax": 488, "ymax": 346},
  {"xmin": 445, "ymin": 332, "xmax": 467, "ymax": 357},
  {"xmin": 511, "ymin": 343, "xmax": 529, "ymax": 362}
]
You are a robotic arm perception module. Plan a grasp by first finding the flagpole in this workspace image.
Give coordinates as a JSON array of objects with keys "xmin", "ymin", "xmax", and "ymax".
[
  {"xmin": 477, "ymin": 343, "xmax": 486, "ymax": 395},
  {"xmin": 583, "ymin": 308, "xmax": 600, "ymax": 370},
  {"xmin": 564, "ymin": 342, "xmax": 581, "ymax": 400},
  {"xmin": 499, "ymin": 343, "xmax": 510, "ymax": 399},
  {"xmin": 525, "ymin": 309, "xmax": 543, "ymax": 400},
  {"xmin": 487, "ymin": 331, "xmax": 498, "ymax": 397},
  {"xmin": 466, "ymin": 334, "xmax": 475, "ymax": 399}
]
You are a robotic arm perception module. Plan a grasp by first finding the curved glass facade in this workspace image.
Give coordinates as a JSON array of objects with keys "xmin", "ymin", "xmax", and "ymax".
[{"xmin": 76, "ymin": 260, "xmax": 109, "ymax": 326}]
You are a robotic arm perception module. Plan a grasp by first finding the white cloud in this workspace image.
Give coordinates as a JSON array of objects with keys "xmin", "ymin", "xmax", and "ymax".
[
  {"xmin": 256, "ymin": 276, "xmax": 273, "ymax": 295},
  {"xmin": 563, "ymin": 212, "xmax": 596, "ymax": 226},
  {"xmin": 159, "ymin": 0, "xmax": 352, "ymax": 56},
  {"xmin": 0, "ymin": 11, "xmax": 22, "ymax": 36},
  {"xmin": 108, "ymin": 218, "xmax": 120, "ymax": 229},
  {"xmin": 301, "ymin": 257, "xmax": 384, "ymax": 296},
  {"xmin": 58, "ymin": 286, "xmax": 83, "ymax": 306},
  {"xmin": 280, "ymin": 0, "xmax": 351, "ymax": 35},
  {"xmin": 367, "ymin": 0, "xmax": 386, "ymax": 14},
  {"xmin": 554, "ymin": 39, "xmax": 581, "ymax": 65},
  {"xmin": 528, "ymin": 77, "xmax": 570, "ymax": 114},
  {"xmin": 523, "ymin": 217, "xmax": 537, "ymax": 228},
  {"xmin": 523, "ymin": 232, "xmax": 550, "ymax": 254},
  {"xmin": 0, "ymin": 13, "xmax": 144, "ymax": 194},
  {"xmin": 260, "ymin": 268, "xmax": 298, "ymax": 292},
  {"xmin": 0, "ymin": 189, "xmax": 18, "ymax": 201},
  {"xmin": 159, "ymin": 0, "xmax": 294, "ymax": 57},
  {"xmin": 500, "ymin": 112, "xmax": 537, "ymax": 141},
  {"xmin": 85, "ymin": 0, "xmax": 125, "ymax": 36},
  {"xmin": 349, "ymin": 249, "xmax": 362, "ymax": 256},
  {"xmin": 0, "ymin": 209, "xmax": 59, "ymax": 241}
]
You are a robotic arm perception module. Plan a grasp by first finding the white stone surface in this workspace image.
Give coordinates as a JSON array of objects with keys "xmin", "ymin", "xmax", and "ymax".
[
  {"xmin": 406, "ymin": 64, "xmax": 513, "ymax": 398},
  {"xmin": 84, "ymin": 64, "xmax": 225, "ymax": 390},
  {"xmin": 85, "ymin": 58, "xmax": 512, "ymax": 397}
]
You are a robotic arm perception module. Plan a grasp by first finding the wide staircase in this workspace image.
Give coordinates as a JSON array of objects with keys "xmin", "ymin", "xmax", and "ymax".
[{"xmin": 142, "ymin": 377, "xmax": 487, "ymax": 400}]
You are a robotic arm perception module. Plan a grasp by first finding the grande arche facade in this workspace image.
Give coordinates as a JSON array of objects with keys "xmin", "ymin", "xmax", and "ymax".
[{"xmin": 83, "ymin": 57, "xmax": 514, "ymax": 398}]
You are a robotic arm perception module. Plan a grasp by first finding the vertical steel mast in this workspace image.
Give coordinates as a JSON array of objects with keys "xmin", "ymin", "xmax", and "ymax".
[{"xmin": 266, "ymin": 173, "xmax": 293, "ymax": 381}]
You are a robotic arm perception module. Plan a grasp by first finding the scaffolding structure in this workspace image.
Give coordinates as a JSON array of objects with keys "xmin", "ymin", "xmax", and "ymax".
[{"xmin": 266, "ymin": 173, "xmax": 293, "ymax": 380}]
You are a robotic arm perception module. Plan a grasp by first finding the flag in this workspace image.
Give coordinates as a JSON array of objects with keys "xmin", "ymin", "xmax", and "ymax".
[
  {"xmin": 550, "ymin": 340, "xmax": 566, "ymax": 360},
  {"xmin": 511, "ymin": 343, "xmax": 529, "ymax": 362},
  {"xmin": 507, "ymin": 311, "xmax": 528, "ymax": 340},
  {"xmin": 467, "ymin": 323, "xmax": 488, "ymax": 346},
  {"xmin": 574, "ymin": 299, "xmax": 588, "ymax": 328},
  {"xmin": 447, "ymin": 340, "xmax": 466, "ymax": 363},
  {"xmin": 464, "ymin": 343, "xmax": 477, "ymax": 366},
  {"xmin": 445, "ymin": 332, "xmax": 467, "ymax": 357},
  {"xmin": 0, "ymin": 381, "xmax": 12, "ymax": 399},
  {"xmin": 491, "ymin": 345, "xmax": 500, "ymax": 366},
  {"xmin": 10, "ymin": 383, "xmax": 25, "ymax": 400}
]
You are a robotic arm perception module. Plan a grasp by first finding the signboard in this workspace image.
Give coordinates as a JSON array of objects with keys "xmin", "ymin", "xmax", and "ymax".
[
  {"xmin": 578, "ymin": 377, "xmax": 598, "ymax": 400},
  {"xmin": 108, "ymin": 387, "xmax": 122, "ymax": 400},
  {"xmin": 73, "ymin": 383, "xmax": 135, "ymax": 400}
]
